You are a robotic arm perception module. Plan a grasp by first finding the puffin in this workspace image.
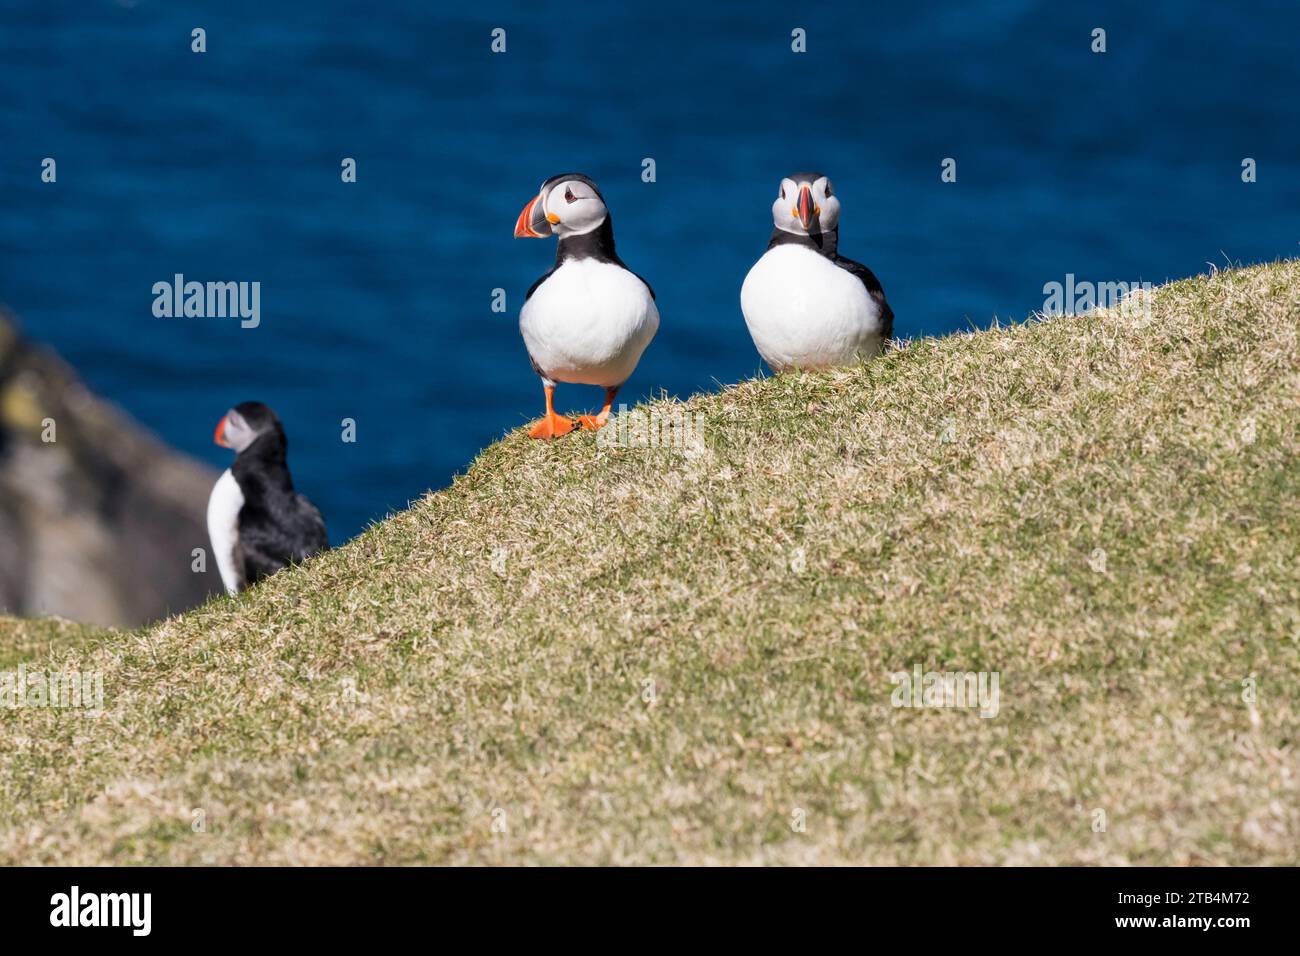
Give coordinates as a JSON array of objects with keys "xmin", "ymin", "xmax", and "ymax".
[
  {"xmin": 206, "ymin": 401, "xmax": 329, "ymax": 595},
  {"xmin": 740, "ymin": 172, "xmax": 894, "ymax": 371},
  {"xmin": 513, "ymin": 173, "xmax": 659, "ymax": 438}
]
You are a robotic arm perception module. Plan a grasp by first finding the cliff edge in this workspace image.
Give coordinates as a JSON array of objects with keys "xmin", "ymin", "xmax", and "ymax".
[{"xmin": 0, "ymin": 309, "xmax": 223, "ymax": 626}]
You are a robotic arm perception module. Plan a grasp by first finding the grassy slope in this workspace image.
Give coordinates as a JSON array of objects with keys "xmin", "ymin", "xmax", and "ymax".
[
  {"xmin": 0, "ymin": 617, "xmax": 111, "ymax": 670},
  {"xmin": 1, "ymin": 262, "xmax": 1297, "ymax": 865}
]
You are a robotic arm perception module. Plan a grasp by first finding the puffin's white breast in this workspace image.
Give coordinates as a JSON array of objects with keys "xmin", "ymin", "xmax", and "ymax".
[
  {"xmin": 520, "ymin": 258, "xmax": 659, "ymax": 387},
  {"xmin": 207, "ymin": 468, "xmax": 244, "ymax": 596},
  {"xmin": 740, "ymin": 244, "xmax": 884, "ymax": 371}
]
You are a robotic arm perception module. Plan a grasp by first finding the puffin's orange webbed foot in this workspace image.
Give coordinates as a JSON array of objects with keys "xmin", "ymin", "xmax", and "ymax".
[
  {"xmin": 528, "ymin": 412, "xmax": 575, "ymax": 440},
  {"xmin": 578, "ymin": 387, "xmax": 619, "ymax": 432},
  {"xmin": 527, "ymin": 384, "xmax": 575, "ymax": 440}
]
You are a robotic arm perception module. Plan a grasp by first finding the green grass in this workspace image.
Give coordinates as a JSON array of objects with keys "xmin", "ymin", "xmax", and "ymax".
[
  {"xmin": 1, "ymin": 262, "xmax": 1298, "ymax": 864},
  {"xmin": 0, "ymin": 617, "xmax": 112, "ymax": 670}
]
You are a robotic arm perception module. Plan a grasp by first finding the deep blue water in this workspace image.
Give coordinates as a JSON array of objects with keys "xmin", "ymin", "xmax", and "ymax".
[{"xmin": 3, "ymin": 1, "xmax": 1297, "ymax": 541}]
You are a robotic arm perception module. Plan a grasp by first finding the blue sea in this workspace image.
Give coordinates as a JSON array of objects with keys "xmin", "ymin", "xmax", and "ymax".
[{"xmin": 3, "ymin": 1, "xmax": 1297, "ymax": 541}]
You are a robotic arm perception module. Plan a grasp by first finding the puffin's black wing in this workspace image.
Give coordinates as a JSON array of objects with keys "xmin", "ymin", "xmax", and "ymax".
[
  {"xmin": 228, "ymin": 541, "xmax": 249, "ymax": 592},
  {"xmin": 237, "ymin": 514, "xmax": 291, "ymax": 584},
  {"xmin": 291, "ymin": 495, "xmax": 330, "ymax": 557},
  {"xmin": 237, "ymin": 495, "xmax": 329, "ymax": 586},
  {"xmin": 834, "ymin": 255, "xmax": 894, "ymax": 341}
]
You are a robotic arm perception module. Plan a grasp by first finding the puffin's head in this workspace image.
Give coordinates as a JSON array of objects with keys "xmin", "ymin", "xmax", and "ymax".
[
  {"xmin": 514, "ymin": 173, "xmax": 609, "ymax": 239},
  {"xmin": 771, "ymin": 171, "xmax": 839, "ymax": 236},
  {"xmin": 214, "ymin": 401, "xmax": 283, "ymax": 453}
]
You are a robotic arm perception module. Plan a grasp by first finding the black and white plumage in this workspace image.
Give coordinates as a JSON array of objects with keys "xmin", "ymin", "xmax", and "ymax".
[
  {"xmin": 206, "ymin": 401, "xmax": 328, "ymax": 595},
  {"xmin": 514, "ymin": 173, "xmax": 659, "ymax": 438},
  {"xmin": 741, "ymin": 171, "xmax": 894, "ymax": 371}
]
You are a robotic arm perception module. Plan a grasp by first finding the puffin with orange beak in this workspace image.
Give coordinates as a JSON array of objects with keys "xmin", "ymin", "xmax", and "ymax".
[
  {"xmin": 207, "ymin": 401, "xmax": 328, "ymax": 595},
  {"xmin": 740, "ymin": 171, "xmax": 894, "ymax": 371},
  {"xmin": 513, "ymin": 173, "xmax": 659, "ymax": 439}
]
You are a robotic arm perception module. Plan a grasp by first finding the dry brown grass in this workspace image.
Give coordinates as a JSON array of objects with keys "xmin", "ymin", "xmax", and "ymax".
[{"xmin": 1, "ymin": 261, "xmax": 1297, "ymax": 864}]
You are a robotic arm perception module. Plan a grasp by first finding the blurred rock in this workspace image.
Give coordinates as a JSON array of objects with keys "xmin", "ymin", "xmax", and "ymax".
[{"xmin": 0, "ymin": 307, "xmax": 223, "ymax": 626}]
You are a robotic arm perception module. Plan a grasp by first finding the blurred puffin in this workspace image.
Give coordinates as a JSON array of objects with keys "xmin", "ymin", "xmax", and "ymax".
[
  {"xmin": 207, "ymin": 401, "xmax": 329, "ymax": 595},
  {"xmin": 740, "ymin": 172, "xmax": 894, "ymax": 371},
  {"xmin": 513, "ymin": 173, "xmax": 659, "ymax": 438}
]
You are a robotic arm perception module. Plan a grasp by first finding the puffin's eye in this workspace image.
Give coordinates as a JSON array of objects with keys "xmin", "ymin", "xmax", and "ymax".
[
  {"xmin": 779, "ymin": 185, "xmax": 786, "ymax": 199},
  {"xmin": 564, "ymin": 187, "xmax": 578, "ymax": 203},
  {"xmin": 823, "ymin": 181, "xmax": 833, "ymax": 198}
]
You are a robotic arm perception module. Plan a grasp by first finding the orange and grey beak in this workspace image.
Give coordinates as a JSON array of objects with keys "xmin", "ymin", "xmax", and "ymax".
[
  {"xmin": 214, "ymin": 414, "xmax": 231, "ymax": 448},
  {"xmin": 795, "ymin": 184, "xmax": 816, "ymax": 230},
  {"xmin": 514, "ymin": 193, "xmax": 553, "ymax": 238}
]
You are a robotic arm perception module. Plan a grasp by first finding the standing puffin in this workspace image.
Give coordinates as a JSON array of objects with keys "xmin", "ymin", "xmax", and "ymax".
[
  {"xmin": 740, "ymin": 172, "xmax": 894, "ymax": 371},
  {"xmin": 513, "ymin": 173, "xmax": 659, "ymax": 438},
  {"xmin": 207, "ymin": 401, "xmax": 329, "ymax": 595}
]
